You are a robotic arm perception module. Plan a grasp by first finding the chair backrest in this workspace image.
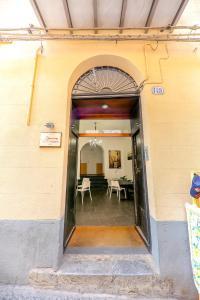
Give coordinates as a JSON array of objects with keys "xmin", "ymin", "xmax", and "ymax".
[
  {"xmin": 82, "ymin": 178, "xmax": 90, "ymax": 184},
  {"xmin": 82, "ymin": 180, "xmax": 90, "ymax": 190},
  {"xmin": 111, "ymin": 180, "xmax": 120, "ymax": 188}
]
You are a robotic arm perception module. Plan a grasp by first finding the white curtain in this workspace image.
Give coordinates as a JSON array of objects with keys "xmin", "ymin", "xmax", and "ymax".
[{"xmin": 185, "ymin": 203, "xmax": 200, "ymax": 294}]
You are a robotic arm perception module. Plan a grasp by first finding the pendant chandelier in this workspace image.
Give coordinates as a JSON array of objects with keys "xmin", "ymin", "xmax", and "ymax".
[{"xmin": 89, "ymin": 122, "xmax": 102, "ymax": 147}]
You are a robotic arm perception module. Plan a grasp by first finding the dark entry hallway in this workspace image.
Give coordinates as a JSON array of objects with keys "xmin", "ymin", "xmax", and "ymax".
[{"xmin": 76, "ymin": 188, "xmax": 135, "ymax": 226}]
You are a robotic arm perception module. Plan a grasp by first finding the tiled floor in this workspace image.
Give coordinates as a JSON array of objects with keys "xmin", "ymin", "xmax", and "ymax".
[{"xmin": 76, "ymin": 188, "xmax": 135, "ymax": 226}]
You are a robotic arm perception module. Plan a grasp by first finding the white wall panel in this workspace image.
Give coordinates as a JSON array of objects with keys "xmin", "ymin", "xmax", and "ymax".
[
  {"xmin": 0, "ymin": 0, "xmax": 193, "ymax": 30},
  {"xmin": 124, "ymin": 0, "xmax": 152, "ymax": 27},
  {"xmin": 36, "ymin": 0, "xmax": 68, "ymax": 28},
  {"xmin": 68, "ymin": 0, "xmax": 94, "ymax": 28},
  {"xmin": 151, "ymin": 0, "xmax": 182, "ymax": 26},
  {"xmin": 98, "ymin": 0, "xmax": 123, "ymax": 27},
  {"xmin": 79, "ymin": 120, "xmax": 131, "ymax": 132}
]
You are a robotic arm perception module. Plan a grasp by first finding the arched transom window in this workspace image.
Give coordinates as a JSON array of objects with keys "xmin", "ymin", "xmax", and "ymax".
[{"xmin": 72, "ymin": 66, "xmax": 138, "ymax": 98}]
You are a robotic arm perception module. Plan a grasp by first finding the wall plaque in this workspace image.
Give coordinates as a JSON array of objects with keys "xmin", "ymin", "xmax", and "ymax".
[
  {"xmin": 40, "ymin": 132, "xmax": 62, "ymax": 147},
  {"xmin": 152, "ymin": 86, "xmax": 164, "ymax": 95}
]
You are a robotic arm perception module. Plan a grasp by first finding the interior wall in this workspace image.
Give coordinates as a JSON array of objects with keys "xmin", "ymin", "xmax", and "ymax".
[
  {"xmin": 78, "ymin": 137, "xmax": 133, "ymax": 180},
  {"xmin": 80, "ymin": 143, "xmax": 103, "ymax": 174},
  {"xmin": 79, "ymin": 120, "xmax": 131, "ymax": 133}
]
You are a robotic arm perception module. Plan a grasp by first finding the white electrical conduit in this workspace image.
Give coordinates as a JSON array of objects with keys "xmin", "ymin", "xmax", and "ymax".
[
  {"xmin": 142, "ymin": 43, "xmax": 170, "ymax": 86},
  {"xmin": 0, "ymin": 25, "xmax": 199, "ymax": 31}
]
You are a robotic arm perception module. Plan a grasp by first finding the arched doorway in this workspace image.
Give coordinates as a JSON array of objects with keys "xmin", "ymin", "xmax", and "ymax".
[
  {"xmin": 80, "ymin": 143, "xmax": 104, "ymax": 176},
  {"xmin": 64, "ymin": 65, "xmax": 151, "ymax": 252}
]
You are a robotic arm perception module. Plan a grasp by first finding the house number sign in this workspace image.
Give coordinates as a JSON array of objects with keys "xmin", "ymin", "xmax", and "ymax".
[
  {"xmin": 40, "ymin": 132, "xmax": 62, "ymax": 147},
  {"xmin": 152, "ymin": 86, "xmax": 164, "ymax": 95}
]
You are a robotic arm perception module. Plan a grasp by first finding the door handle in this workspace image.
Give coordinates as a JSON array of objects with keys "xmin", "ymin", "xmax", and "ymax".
[{"xmin": 136, "ymin": 168, "xmax": 140, "ymax": 174}]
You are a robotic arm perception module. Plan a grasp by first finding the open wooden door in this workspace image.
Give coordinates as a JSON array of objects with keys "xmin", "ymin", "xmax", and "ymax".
[
  {"xmin": 63, "ymin": 129, "xmax": 78, "ymax": 247},
  {"xmin": 80, "ymin": 163, "xmax": 87, "ymax": 175},
  {"xmin": 63, "ymin": 107, "xmax": 79, "ymax": 247},
  {"xmin": 96, "ymin": 163, "xmax": 103, "ymax": 175},
  {"xmin": 131, "ymin": 100, "xmax": 151, "ymax": 249}
]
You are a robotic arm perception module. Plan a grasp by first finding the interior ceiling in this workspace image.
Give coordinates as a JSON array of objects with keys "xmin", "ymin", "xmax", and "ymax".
[
  {"xmin": 0, "ymin": 0, "xmax": 195, "ymax": 30},
  {"xmin": 72, "ymin": 98, "xmax": 138, "ymax": 120}
]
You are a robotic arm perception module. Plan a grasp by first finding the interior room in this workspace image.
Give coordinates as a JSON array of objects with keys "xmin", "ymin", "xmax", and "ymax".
[{"xmin": 76, "ymin": 119, "xmax": 134, "ymax": 226}]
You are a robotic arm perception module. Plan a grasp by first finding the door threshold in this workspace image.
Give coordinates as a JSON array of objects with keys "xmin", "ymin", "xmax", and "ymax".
[{"xmin": 65, "ymin": 246, "xmax": 148, "ymax": 255}]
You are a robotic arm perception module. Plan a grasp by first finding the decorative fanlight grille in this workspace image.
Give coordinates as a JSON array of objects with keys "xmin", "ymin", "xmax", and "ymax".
[{"xmin": 72, "ymin": 66, "xmax": 138, "ymax": 97}]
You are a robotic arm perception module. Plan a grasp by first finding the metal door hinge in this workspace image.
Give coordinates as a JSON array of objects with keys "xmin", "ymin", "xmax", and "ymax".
[{"xmin": 144, "ymin": 146, "xmax": 149, "ymax": 161}]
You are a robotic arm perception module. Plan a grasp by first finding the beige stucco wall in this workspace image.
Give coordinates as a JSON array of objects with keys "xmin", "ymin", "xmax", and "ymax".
[{"xmin": 0, "ymin": 40, "xmax": 199, "ymax": 222}]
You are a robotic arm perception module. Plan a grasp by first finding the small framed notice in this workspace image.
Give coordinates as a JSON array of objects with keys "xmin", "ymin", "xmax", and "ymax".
[{"xmin": 40, "ymin": 132, "xmax": 62, "ymax": 147}]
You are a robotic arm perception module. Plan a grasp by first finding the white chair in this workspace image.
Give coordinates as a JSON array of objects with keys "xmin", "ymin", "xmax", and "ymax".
[
  {"xmin": 109, "ymin": 180, "xmax": 127, "ymax": 202},
  {"xmin": 77, "ymin": 177, "xmax": 90, "ymax": 190},
  {"xmin": 106, "ymin": 179, "xmax": 112, "ymax": 195},
  {"xmin": 76, "ymin": 180, "xmax": 92, "ymax": 205}
]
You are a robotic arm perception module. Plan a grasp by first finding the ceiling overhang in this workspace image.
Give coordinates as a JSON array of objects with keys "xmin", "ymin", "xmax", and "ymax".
[
  {"xmin": 0, "ymin": 0, "xmax": 191, "ymax": 32},
  {"xmin": 0, "ymin": 0, "xmax": 199, "ymax": 42}
]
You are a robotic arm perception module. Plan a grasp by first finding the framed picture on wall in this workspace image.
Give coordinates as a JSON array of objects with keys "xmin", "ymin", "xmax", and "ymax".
[{"xmin": 109, "ymin": 150, "xmax": 121, "ymax": 169}]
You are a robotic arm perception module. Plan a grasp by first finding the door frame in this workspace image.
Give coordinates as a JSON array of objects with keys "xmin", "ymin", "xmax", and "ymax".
[
  {"xmin": 63, "ymin": 107, "xmax": 79, "ymax": 248},
  {"xmin": 63, "ymin": 96, "xmax": 151, "ymax": 251},
  {"xmin": 131, "ymin": 98, "xmax": 151, "ymax": 251}
]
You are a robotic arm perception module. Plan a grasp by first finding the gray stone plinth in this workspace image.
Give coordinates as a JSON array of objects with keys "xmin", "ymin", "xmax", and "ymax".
[
  {"xmin": 29, "ymin": 254, "xmax": 174, "ymax": 298},
  {"xmin": 0, "ymin": 218, "xmax": 63, "ymax": 284}
]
